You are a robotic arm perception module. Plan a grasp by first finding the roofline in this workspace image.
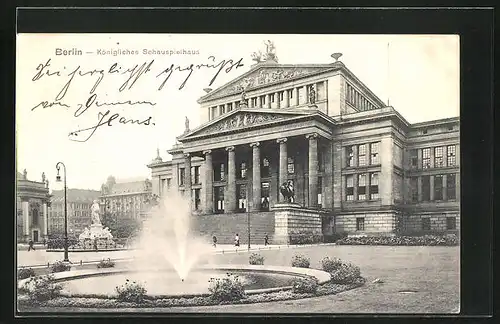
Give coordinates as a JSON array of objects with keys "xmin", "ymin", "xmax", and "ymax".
[{"xmin": 410, "ymin": 116, "xmax": 460, "ymax": 128}]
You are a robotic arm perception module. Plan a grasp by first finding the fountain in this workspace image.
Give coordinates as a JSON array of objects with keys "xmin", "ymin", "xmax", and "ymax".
[{"xmin": 23, "ymin": 190, "xmax": 331, "ymax": 299}]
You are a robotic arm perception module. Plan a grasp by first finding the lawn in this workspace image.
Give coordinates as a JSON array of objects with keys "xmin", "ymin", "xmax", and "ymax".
[{"xmin": 18, "ymin": 245, "xmax": 460, "ymax": 313}]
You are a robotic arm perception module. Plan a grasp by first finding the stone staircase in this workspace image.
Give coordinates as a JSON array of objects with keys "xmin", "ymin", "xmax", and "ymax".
[{"xmin": 192, "ymin": 211, "xmax": 275, "ymax": 245}]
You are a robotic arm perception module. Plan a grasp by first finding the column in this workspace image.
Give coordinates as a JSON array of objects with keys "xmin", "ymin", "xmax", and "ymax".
[
  {"xmin": 323, "ymin": 143, "xmax": 334, "ymax": 209},
  {"xmin": 284, "ymin": 89, "xmax": 290, "ymax": 108},
  {"xmin": 307, "ymin": 133, "xmax": 319, "ymax": 207},
  {"xmin": 258, "ymin": 96, "xmax": 263, "ymax": 108},
  {"xmin": 295, "ymin": 88, "xmax": 300, "ymax": 106},
  {"xmin": 430, "ymin": 147, "xmax": 435, "ymax": 168},
  {"xmin": 43, "ymin": 202, "xmax": 48, "ymax": 236},
  {"xmin": 417, "ymin": 176, "xmax": 423, "ymax": 202},
  {"xmin": 443, "ymin": 145, "xmax": 448, "ymax": 167},
  {"xmin": 442, "ymin": 174, "xmax": 448, "ymax": 201},
  {"xmin": 266, "ymin": 94, "xmax": 271, "ymax": 108},
  {"xmin": 277, "ymin": 138, "xmax": 288, "ymax": 202},
  {"xmin": 323, "ymin": 80, "xmax": 328, "ymax": 101},
  {"xmin": 184, "ymin": 153, "xmax": 192, "ymax": 210},
  {"xmin": 249, "ymin": 97, "xmax": 254, "ymax": 108},
  {"xmin": 203, "ymin": 150, "xmax": 214, "ymax": 214},
  {"xmin": 250, "ymin": 142, "xmax": 261, "ymax": 211},
  {"xmin": 430, "ymin": 175, "xmax": 435, "ymax": 201},
  {"xmin": 417, "ymin": 149, "xmax": 423, "ymax": 169},
  {"xmin": 276, "ymin": 92, "xmax": 281, "ymax": 109},
  {"xmin": 22, "ymin": 198, "xmax": 29, "ymax": 239},
  {"xmin": 225, "ymin": 146, "xmax": 237, "ymax": 213}
]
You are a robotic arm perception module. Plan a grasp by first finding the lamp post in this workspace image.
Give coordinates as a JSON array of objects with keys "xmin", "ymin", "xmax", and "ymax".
[
  {"xmin": 247, "ymin": 201, "xmax": 252, "ymax": 250},
  {"xmin": 55, "ymin": 162, "xmax": 69, "ymax": 263}
]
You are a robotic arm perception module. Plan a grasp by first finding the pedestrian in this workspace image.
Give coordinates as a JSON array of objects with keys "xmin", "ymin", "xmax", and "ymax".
[
  {"xmin": 235, "ymin": 233, "xmax": 240, "ymax": 247},
  {"xmin": 28, "ymin": 239, "xmax": 35, "ymax": 251},
  {"xmin": 212, "ymin": 235, "xmax": 217, "ymax": 248},
  {"xmin": 264, "ymin": 233, "xmax": 269, "ymax": 246}
]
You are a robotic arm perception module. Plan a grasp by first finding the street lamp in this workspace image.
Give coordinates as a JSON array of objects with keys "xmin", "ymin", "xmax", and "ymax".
[{"xmin": 56, "ymin": 162, "xmax": 69, "ymax": 263}]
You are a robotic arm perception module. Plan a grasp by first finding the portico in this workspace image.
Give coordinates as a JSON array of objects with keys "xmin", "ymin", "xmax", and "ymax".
[{"xmin": 177, "ymin": 108, "xmax": 336, "ymax": 216}]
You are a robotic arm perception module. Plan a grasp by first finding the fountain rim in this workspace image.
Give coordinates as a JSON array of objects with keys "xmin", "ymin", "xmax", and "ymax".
[{"xmin": 18, "ymin": 264, "xmax": 331, "ymax": 298}]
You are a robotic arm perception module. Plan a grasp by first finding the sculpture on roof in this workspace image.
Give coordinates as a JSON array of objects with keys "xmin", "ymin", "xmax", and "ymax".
[
  {"xmin": 41, "ymin": 172, "xmax": 46, "ymax": 183},
  {"xmin": 184, "ymin": 116, "xmax": 190, "ymax": 133},
  {"xmin": 251, "ymin": 50, "xmax": 263, "ymax": 63},
  {"xmin": 23, "ymin": 169, "xmax": 27, "ymax": 180},
  {"xmin": 263, "ymin": 40, "xmax": 278, "ymax": 62}
]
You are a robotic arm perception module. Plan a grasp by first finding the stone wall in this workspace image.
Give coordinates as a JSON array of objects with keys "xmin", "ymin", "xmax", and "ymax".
[
  {"xmin": 191, "ymin": 211, "xmax": 275, "ymax": 245},
  {"xmin": 335, "ymin": 211, "xmax": 398, "ymax": 234},
  {"xmin": 273, "ymin": 203, "xmax": 325, "ymax": 244},
  {"xmin": 403, "ymin": 212, "xmax": 460, "ymax": 233}
]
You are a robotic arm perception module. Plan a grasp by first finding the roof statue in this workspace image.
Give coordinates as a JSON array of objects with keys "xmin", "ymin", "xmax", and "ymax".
[
  {"xmin": 185, "ymin": 116, "xmax": 190, "ymax": 133},
  {"xmin": 41, "ymin": 172, "xmax": 46, "ymax": 183},
  {"xmin": 23, "ymin": 169, "xmax": 27, "ymax": 180},
  {"xmin": 309, "ymin": 85, "xmax": 317, "ymax": 105},
  {"xmin": 263, "ymin": 40, "xmax": 278, "ymax": 62},
  {"xmin": 251, "ymin": 50, "xmax": 263, "ymax": 63},
  {"xmin": 239, "ymin": 90, "xmax": 248, "ymax": 108}
]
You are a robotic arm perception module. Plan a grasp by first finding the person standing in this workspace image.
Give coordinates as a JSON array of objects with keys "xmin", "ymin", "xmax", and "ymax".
[
  {"xmin": 264, "ymin": 233, "xmax": 269, "ymax": 246},
  {"xmin": 212, "ymin": 235, "xmax": 217, "ymax": 248},
  {"xmin": 235, "ymin": 233, "xmax": 240, "ymax": 247},
  {"xmin": 28, "ymin": 239, "xmax": 35, "ymax": 251}
]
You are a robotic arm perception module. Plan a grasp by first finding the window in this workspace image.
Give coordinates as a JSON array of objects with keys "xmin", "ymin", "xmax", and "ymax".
[
  {"xmin": 194, "ymin": 189, "xmax": 201, "ymax": 210},
  {"xmin": 261, "ymin": 95, "xmax": 266, "ymax": 105},
  {"xmin": 167, "ymin": 178, "xmax": 171, "ymax": 189},
  {"xmin": 356, "ymin": 217, "xmax": 365, "ymax": 231},
  {"xmin": 279, "ymin": 92, "xmax": 284, "ymax": 101},
  {"xmin": 227, "ymin": 103, "xmax": 233, "ymax": 111},
  {"xmin": 251, "ymin": 98, "xmax": 258, "ymax": 107},
  {"xmin": 422, "ymin": 129, "xmax": 428, "ymax": 135},
  {"xmin": 32, "ymin": 209, "xmax": 39, "ymax": 226},
  {"xmin": 289, "ymin": 89, "xmax": 293, "ymax": 99},
  {"xmin": 318, "ymin": 149, "xmax": 324, "ymax": 172},
  {"xmin": 434, "ymin": 175, "xmax": 443, "ymax": 200},
  {"xmin": 215, "ymin": 187, "xmax": 224, "ymax": 213},
  {"xmin": 421, "ymin": 218, "xmax": 431, "ymax": 231},
  {"xmin": 370, "ymin": 142, "xmax": 379, "ymax": 164},
  {"xmin": 237, "ymin": 184, "xmax": 247, "ymax": 211},
  {"xmin": 220, "ymin": 104, "xmax": 225, "ymax": 115},
  {"xmin": 422, "ymin": 148, "xmax": 431, "ymax": 169},
  {"xmin": 346, "ymin": 175, "xmax": 354, "ymax": 201},
  {"xmin": 193, "ymin": 166, "xmax": 200, "ymax": 184},
  {"xmin": 447, "ymin": 174, "xmax": 456, "ymax": 200},
  {"xmin": 434, "ymin": 147, "xmax": 444, "ymax": 168},
  {"xmin": 358, "ymin": 144, "xmax": 367, "ymax": 166},
  {"xmin": 447, "ymin": 145, "xmax": 456, "ymax": 166},
  {"xmin": 317, "ymin": 178, "xmax": 322, "ymax": 207},
  {"xmin": 261, "ymin": 182, "xmax": 270, "ymax": 211},
  {"xmin": 346, "ymin": 146, "xmax": 354, "ymax": 167},
  {"xmin": 446, "ymin": 217, "xmax": 456, "ymax": 230},
  {"xmin": 358, "ymin": 173, "xmax": 367, "ymax": 200},
  {"xmin": 369, "ymin": 172, "xmax": 379, "ymax": 200},
  {"xmin": 410, "ymin": 177, "xmax": 419, "ymax": 202},
  {"xmin": 239, "ymin": 162, "xmax": 247, "ymax": 180},
  {"xmin": 422, "ymin": 175, "xmax": 431, "ymax": 201},
  {"xmin": 262, "ymin": 157, "xmax": 270, "ymax": 178},
  {"xmin": 270, "ymin": 93, "xmax": 275, "ymax": 103},
  {"xmin": 410, "ymin": 149, "xmax": 418, "ymax": 169},
  {"xmin": 214, "ymin": 163, "xmax": 225, "ymax": 181},
  {"xmin": 179, "ymin": 168, "xmax": 185, "ymax": 186},
  {"xmin": 287, "ymin": 157, "xmax": 295, "ymax": 174}
]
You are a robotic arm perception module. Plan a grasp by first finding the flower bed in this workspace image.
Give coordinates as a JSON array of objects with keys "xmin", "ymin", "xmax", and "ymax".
[{"xmin": 336, "ymin": 234, "xmax": 459, "ymax": 246}]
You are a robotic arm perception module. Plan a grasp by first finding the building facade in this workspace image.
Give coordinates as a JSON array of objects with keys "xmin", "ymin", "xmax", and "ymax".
[
  {"xmin": 148, "ymin": 52, "xmax": 460, "ymax": 243},
  {"xmin": 48, "ymin": 189, "xmax": 101, "ymax": 237},
  {"xmin": 16, "ymin": 170, "xmax": 51, "ymax": 243},
  {"xmin": 100, "ymin": 176, "xmax": 154, "ymax": 222}
]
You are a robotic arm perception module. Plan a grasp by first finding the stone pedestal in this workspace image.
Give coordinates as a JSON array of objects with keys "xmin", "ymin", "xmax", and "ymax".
[{"xmin": 272, "ymin": 203, "xmax": 325, "ymax": 244}]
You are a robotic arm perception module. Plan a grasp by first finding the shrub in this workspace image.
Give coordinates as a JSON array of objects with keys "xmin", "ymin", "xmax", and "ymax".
[
  {"xmin": 19, "ymin": 274, "xmax": 63, "ymax": 301},
  {"xmin": 329, "ymin": 262, "xmax": 361, "ymax": 284},
  {"xmin": 248, "ymin": 253, "xmax": 265, "ymax": 265},
  {"xmin": 50, "ymin": 261, "xmax": 71, "ymax": 273},
  {"xmin": 97, "ymin": 258, "xmax": 115, "ymax": 268},
  {"xmin": 321, "ymin": 257, "xmax": 343, "ymax": 273},
  {"xmin": 289, "ymin": 232, "xmax": 324, "ymax": 245},
  {"xmin": 17, "ymin": 267, "xmax": 36, "ymax": 280},
  {"xmin": 208, "ymin": 273, "xmax": 246, "ymax": 303},
  {"xmin": 291, "ymin": 254, "xmax": 310, "ymax": 268},
  {"xmin": 115, "ymin": 279, "xmax": 147, "ymax": 303},
  {"xmin": 291, "ymin": 277, "xmax": 318, "ymax": 294},
  {"xmin": 335, "ymin": 234, "xmax": 459, "ymax": 246}
]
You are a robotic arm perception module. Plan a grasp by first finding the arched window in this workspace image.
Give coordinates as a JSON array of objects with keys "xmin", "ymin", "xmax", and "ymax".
[{"xmin": 32, "ymin": 208, "xmax": 39, "ymax": 226}]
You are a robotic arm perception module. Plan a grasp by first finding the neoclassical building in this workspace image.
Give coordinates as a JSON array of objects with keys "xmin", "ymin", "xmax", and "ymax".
[
  {"xmin": 16, "ymin": 169, "xmax": 51, "ymax": 243},
  {"xmin": 148, "ymin": 50, "xmax": 460, "ymax": 244}
]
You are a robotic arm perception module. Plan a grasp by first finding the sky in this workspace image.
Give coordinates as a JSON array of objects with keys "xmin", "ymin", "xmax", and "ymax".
[{"xmin": 16, "ymin": 34, "xmax": 459, "ymax": 191}]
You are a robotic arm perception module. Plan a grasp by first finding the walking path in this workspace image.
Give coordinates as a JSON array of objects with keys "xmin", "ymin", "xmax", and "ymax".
[{"xmin": 17, "ymin": 243, "xmax": 333, "ymax": 267}]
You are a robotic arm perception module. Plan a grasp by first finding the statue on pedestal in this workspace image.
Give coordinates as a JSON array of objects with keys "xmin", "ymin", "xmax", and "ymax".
[
  {"xmin": 91, "ymin": 200, "xmax": 101, "ymax": 225},
  {"xmin": 280, "ymin": 180, "xmax": 295, "ymax": 203},
  {"xmin": 184, "ymin": 116, "xmax": 190, "ymax": 133}
]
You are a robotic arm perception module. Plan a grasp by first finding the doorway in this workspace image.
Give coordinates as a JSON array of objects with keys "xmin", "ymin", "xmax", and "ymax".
[{"xmin": 33, "ymin": 230, "xmax": 39, "ymax": 242}]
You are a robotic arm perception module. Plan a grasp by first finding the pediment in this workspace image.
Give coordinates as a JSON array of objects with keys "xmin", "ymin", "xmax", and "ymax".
[
  {"xmin": 180, "ymin": 109, "xmax": 310, "ymax": 140},
  {"xmin": 199, "ymin": 64, "xmax": 336, "ymax": 103}
]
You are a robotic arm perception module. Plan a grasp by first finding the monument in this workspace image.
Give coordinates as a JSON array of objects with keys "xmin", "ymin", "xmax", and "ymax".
[{"xmin": 78, "ymin": 200, "xmax": 115, "ymax": 249}]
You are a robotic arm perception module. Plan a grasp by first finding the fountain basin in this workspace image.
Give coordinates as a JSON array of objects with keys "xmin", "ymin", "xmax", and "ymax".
[{"xmin": 19, "ymin": 265, "xmax": 331, "ymax": 298}]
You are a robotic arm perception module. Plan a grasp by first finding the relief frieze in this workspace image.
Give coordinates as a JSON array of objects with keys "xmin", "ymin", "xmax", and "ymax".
[{"xmin": 195, "ymin": 113, "xmax": 289, "ymax": 136}]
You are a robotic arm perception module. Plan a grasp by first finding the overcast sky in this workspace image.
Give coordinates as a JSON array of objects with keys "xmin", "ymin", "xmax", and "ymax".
[{"xmin": 16, "ymin": 34, "xmax": 459, "ymax": 191}]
